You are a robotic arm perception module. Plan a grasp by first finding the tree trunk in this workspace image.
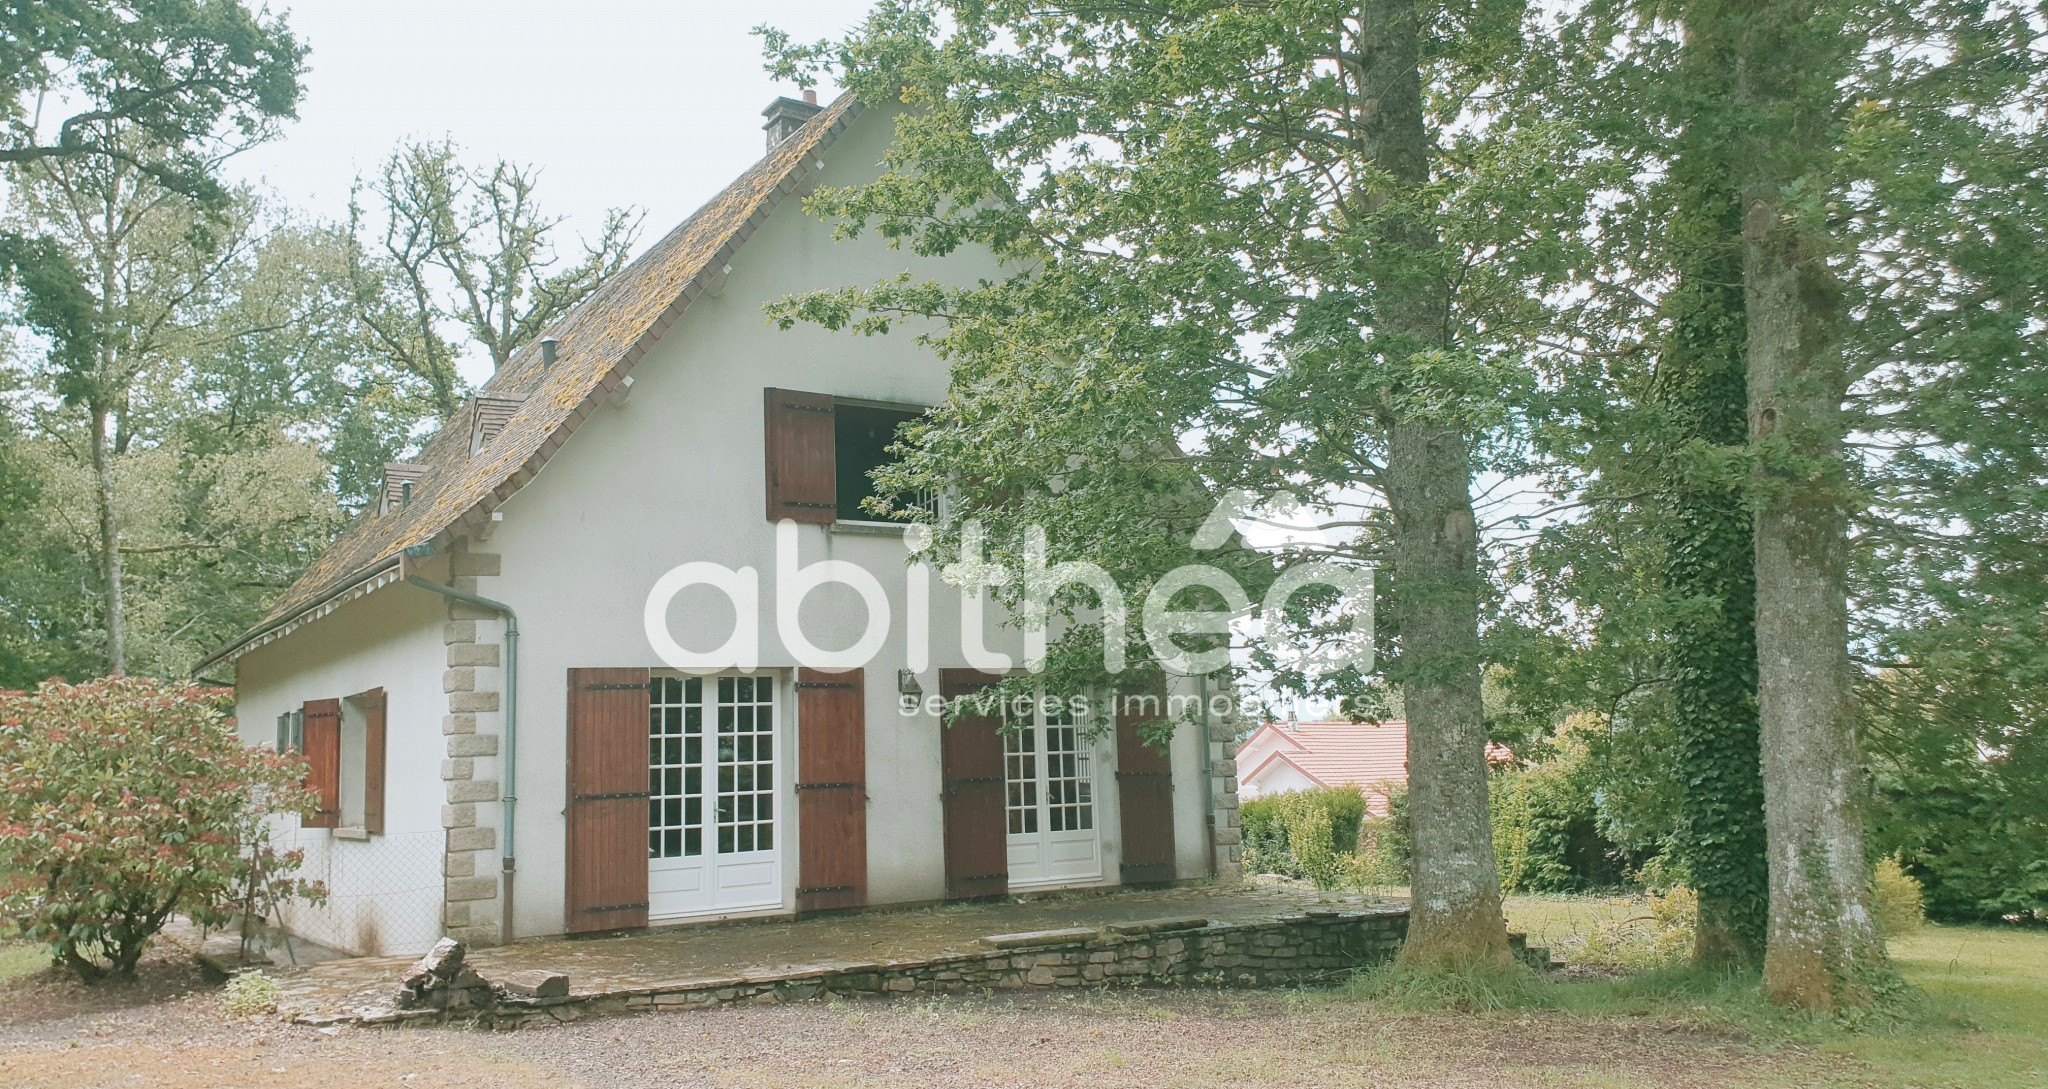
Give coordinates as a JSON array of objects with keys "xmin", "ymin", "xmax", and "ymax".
[
  {"xmin": 1661, "ymin": 19, "xmax": 1768, "ymax": 969},
  {"xmin": 1357, "ymin": 0, "xmax": 1510, "ymax": 969},
  {"xmin": 1734, "ymin": 0, "xmax": 1887, "ymax": 1009},
  {"xmin": 1387, "ymin": 422, "xmax": 1509, "ymax": 968},
  {"xmin": 90, "ymin": 403, "xmax": 125, "ymax": 676}
]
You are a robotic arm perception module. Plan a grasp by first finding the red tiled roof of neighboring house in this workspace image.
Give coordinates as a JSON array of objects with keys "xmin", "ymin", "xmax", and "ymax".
[
  {"xmin": 196, "ymin": 93, "xmax": 863, "ymax": 672},
  {"xmin": 1240, "ymin": 721, "xmax": 1411, "ymax": 791}
]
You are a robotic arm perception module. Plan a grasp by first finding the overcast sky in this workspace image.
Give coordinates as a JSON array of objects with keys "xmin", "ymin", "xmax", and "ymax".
[{"xmin": 230, "ymin": 1, "xmax": 870, "ymax": 258}]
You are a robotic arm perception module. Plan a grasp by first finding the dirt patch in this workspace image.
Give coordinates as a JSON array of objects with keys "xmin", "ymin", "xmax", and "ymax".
[{"xmin": 0, "ymin": 944, "xmax": 213, "ymax": 1034}]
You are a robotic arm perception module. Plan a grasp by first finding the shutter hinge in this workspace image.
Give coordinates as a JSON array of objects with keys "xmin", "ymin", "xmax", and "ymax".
[
  {"xmin": 785, "ymin": 402, "xmax": 834, "ymax": 414},
  {"xmin": 1114, "ymin": 770, "xmax": 1173, "ymax": 780},
  {"xmin": 581, "ymin": 682, "xmax": 647, "ymax": 691},
  {"xmin": 797, "ymin": 884, "xmax": 857, "ymax": 895},
  {"xmin": 574, "ymin": 791, "xmax": 650, "ymax": 802},
  {"xmin": 794, "ymin": 681, "xmax": 857, "ymax": 690},
  {"xmin": 953, "ymin": 872, "xmax": 1007, "ymax": 883},
  {"xmin": 796, "ymin": 781, "xmax": 863, "ymax": 791},
  {"xmin": 581, "ymin": 902, "xmax": 649, "ymax": 914}
]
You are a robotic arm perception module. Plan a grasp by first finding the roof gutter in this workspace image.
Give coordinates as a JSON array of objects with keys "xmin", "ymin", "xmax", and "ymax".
[{"xmin": 403, "ymin": 571, "xmax": 520, "ymax": 947}]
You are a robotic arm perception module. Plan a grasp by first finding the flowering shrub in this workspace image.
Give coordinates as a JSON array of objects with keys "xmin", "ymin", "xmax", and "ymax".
[{"xmin": 0, "ymin": 677, "xmax": 323, "ymax": 981}]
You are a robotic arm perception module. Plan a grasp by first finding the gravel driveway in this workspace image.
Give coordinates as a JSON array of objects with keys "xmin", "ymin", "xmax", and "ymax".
[{"xmin": 0, "ymin": 969, "xmax": 1819, "ymax": 1089}]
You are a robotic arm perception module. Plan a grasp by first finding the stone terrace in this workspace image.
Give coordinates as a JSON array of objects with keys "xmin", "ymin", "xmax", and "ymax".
[{"xmin": 271, "ymin": 884, "xmax": 1415, "ymax": 1028}]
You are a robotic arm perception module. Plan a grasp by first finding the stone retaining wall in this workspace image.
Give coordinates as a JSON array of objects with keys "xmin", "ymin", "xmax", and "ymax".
[{"xmin": 347, "ymin": 907, "xmax": 1411, "ymax": 1029}]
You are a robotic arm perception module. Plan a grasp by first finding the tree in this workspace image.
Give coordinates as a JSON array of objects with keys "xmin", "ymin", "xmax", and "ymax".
[
  {"xmin": 1652, "ymin": 11, "xmax": 1770, "ymax": 971},
  {"xmin": 0, "ymin": 0, "xmax": 304, "ymax": 188},
  {"xmin": 1725, "ymin": 0, "xmax": 1885, "ymax": 1008},
  {"xmin": 761, "ymin": 0, "xmax": 1587, "ymax": 967},
  {"xmin": 1717, "ymin": 0, "xmax": 2043, "ymax": 1008},
  {"xmin": 1499, "ymin": 0, "xmax": 1771, "ymax": 970},
  {"xmin": 1506, "ymin": 0, "xmax": 2043, "ymax": 997},
  {"xmin": 0, "ymin": 676, "xmax": 321, "ymax": 981},
  {"xmin": 4, "ymin": 129, "xmax": 255, "ymax": 675},
  {"xmin": 0, "ymin": 143, "xmax": 410, "ymax": 681},
  {"xmin": 346, "ymin": 140, "xmax": 642, "ymax": 418}
]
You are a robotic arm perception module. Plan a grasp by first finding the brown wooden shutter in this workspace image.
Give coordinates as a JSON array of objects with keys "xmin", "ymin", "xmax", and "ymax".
[
  {"xmin": 358, "ymin": 689, "xmax": 388, "ymax": 835},
  {"xmin": 1116, "ymin": 677, "xmax": 1178, "ymax": 886},
  {"xmin": 764, "ymin": 387, "xmax": 837, "ymax": 524},
  {"xmin": 939, "ymin": 668, "xmax": 1008, "ymax": 900},
  {"xmin": 565, "ymin": 668, "xmax": 651, "ymax": 933},
  {"xmin": 795, "ymin": 667, "xmax": 867, "ymax": 912},
  {"xmin": 301, "ymin": 698, "xmax": 342, "ymax": 829}
]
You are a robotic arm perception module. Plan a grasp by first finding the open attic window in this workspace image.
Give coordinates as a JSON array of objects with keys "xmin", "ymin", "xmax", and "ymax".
[
  {"xmin": 380, "ymin": 462, "xmax": 429, "ymax": 516},
  {"xmin": 468, "ymin": 395, "xmax": 524, "ymax": 453},
  {"xmin": 763, "ymin": 389, "xmax": 928, "ymax": 525}
]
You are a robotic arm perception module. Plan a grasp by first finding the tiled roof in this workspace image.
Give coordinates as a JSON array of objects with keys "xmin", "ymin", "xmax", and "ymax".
[
  {"xmin": 1241, "ymin": 721, "xmax": 1410, "ymax": 790},
  {"xmin": 198, "ymin": 93, "xmax": 863, "ymax": 671}
]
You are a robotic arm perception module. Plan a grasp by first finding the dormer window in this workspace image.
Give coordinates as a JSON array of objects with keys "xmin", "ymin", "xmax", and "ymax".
[
  {"xmin": 380, "ymin": 462, "xmax": 429, "ymax": 516},
  {"xmin": 468, "ymin": 395, "xmax": 524, "ymax": 453}
]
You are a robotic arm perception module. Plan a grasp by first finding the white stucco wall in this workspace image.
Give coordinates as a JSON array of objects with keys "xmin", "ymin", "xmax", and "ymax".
[{"xmin": 233, "ymin": 587, "xmax": 456, "ymax": 956}]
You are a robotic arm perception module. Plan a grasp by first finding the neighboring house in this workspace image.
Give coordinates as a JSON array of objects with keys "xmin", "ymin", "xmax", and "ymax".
[
  {"xmin": 200, "ymin": 93, "xmax": 1235, "ymax": 957},
  {"xmin": 1235, "ymin": 721, "xmax": 1409, "ymax": 813}
]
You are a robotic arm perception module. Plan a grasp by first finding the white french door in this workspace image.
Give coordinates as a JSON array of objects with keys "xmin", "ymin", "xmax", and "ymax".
[
  {"xmin": 647, "ymin": 673, "xmax": 782, "ymax": 919},
  {"xmin": 1004, "ymin": 698, "xmax": 1103, "ymax": 888}
]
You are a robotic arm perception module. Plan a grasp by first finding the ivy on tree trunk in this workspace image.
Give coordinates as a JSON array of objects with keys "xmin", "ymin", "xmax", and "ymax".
[{"xmin": 1659, "ymin": 12, "xmax": 1768, "ymax": 969}]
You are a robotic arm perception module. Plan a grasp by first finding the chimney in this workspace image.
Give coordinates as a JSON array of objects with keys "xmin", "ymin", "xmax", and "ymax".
[
  {"xmin": 540, "ymin": 336, "xmax": 558, "ymax": 368},
  {"xmin": 761, "ymin": 91, "xmax": 824, "ymax": 149}
]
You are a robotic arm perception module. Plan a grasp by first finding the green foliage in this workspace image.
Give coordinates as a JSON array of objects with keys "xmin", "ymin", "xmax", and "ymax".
[
  {"xmin": 0, "ymin": 677, "xmax": 323, "ymax": 981},
  {"xmin": 1866, "ymin": 669, "xmax": 2048, "ymax": 923},
  {"xmin": 0, "ymin": 158, "xmax": 376, "ymax": 681},
  {"xmin": 0, "ymin": 1, "xmax": 305, "ymax": 193},
  {"xmin": 1568, "ymin": 887, "xmax": 1698, "ymax": 970},
  {"xmin": 1490, "ymin": 741, "xmax": 1634, "ymax": 894},
  {"xmin": 1354, "ymin": 789, "xmax": 1412, "ymax": 888},
  {"xmin": 1240, "ymin": 786, "xmax": 1367, "ymax": 882},
  {"xmin": 218, "ymin": 969, "xmax": 282, "ymax": 1017},
  {"xmin": 1872, "ymin": 857, "xmax": 1926, "ymax": 937},
  {"xmin": 1285, "ymin": 800, "xmax": 1342, "ymax": 892}
]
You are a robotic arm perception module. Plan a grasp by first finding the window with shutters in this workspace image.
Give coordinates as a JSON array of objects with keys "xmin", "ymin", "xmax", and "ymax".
[
  {"xmin": 297, "ymin": 690, "xmax": 387, "ymax": 836},
  {"xmin": 764, "ymin": 388, "xmax": 928, "ymax": 525}
]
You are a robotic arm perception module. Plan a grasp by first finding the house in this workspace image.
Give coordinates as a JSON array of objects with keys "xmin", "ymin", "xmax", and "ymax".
[
  {"xmin": 199, "ymin": 92, "xmax": 1237, "ymax": 957},
  {"xmin": 1235, "ymin": 721, "xmax": 1409, "ymax": 813}
]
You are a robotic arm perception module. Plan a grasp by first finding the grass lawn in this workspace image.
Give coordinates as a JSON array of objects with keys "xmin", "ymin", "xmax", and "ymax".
[
  {"xmin": 1825, "ymin": 924, "xmax": 2048, "ymax": 1088},
  {"xmin": 0, "ymin": 915, "xmax": 47, "ymax": 986},
  {"xmin": 0, "ymin": 940, "xmax": 43, "ymax": 986},
  {"xmin": 1499, "ymin": 893, "xmax": 2048, "ymax": 1088}
]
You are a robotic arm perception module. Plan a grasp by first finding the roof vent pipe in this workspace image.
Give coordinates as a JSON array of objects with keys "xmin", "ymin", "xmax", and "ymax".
[{"xmin": 540, "ymin": 337, "xmax": 557, "ymax": 368}]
